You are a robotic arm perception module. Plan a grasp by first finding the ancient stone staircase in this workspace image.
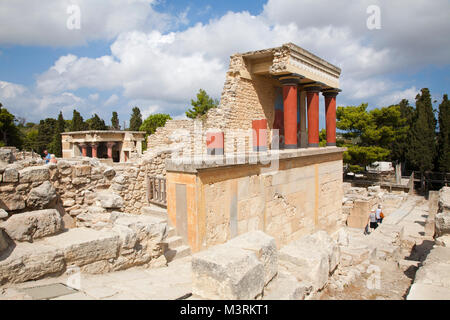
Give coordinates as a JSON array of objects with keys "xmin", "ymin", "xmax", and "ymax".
[{"xmin": 141, "ymin": 205, "xmax": 191, "ymax": 262}]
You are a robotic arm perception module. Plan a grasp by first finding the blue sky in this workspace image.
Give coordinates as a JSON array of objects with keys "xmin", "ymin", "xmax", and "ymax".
[{"xmin": 0, "ymin": 0, "xmax": 449, "ymax": 129}]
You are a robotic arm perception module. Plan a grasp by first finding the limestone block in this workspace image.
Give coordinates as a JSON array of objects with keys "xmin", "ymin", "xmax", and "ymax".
[
  {"xmin": 0, "ymin": 228, "xmax": 9, "ymax": 253},
  {"xmin": 294, "ymin": 231, "xmax": 340, "ymax": 274},
  {"xmin": 279, "ymin": 242, "xmax": 329, "ymax": 291},
  {"xmin": 0, "ymin": 193, "xmax": 26, "ymax": 211},
  {"xmin": 436, "ymin": 235, "xmax": 450, "ymax": 247},
  {"xmin": 407, "ymin": 283, "xmax": 450, "ymax": 300},
  {"xmin": 436, "ymin": 212, "xmax": 450, "ymax": 237},
  {"xmin": 0, "ymin": 208, "xmax": 8, "ymax": 220},
  {"xmin": 414, "ymin": 262, "xmax": 450, "ymax": 288},
  {"xmin": 74, "ymin": 165, "xmax": 91, "ymax": 177},
  {"xmin": 26, "ymin": 181, "xmax": 58, "ymax": 209},
  {"xmin": 263, "ymin": 269, "xmax": 312, "ymax": 300},
  {"xmin": 226, "ymin": 231, "xmax": 277, "ymax": 285},
  {"xmin": 18, "ymin": 166, "xmax": 50, "ymax": 183},
  {"xmin": 192, "ymin": 244, "xmax": 265, "ymax": 299},
  {"xmin": 3, "ymin": 167, "xmax": 19, "ymax": 183},
  {"xmin": 113, "ymin": 174, "xmax": 127, "ymax": 185},
  {"xmin": 438, "ymin": 187, "xmax": 450, "ymax": 213},
  {"xmin": 0, "ymin": 242, "xmax": 65, "ymax": 284},
  {"xmin": 1, "ymin": 209, "xmax": 62, "ymax": 242},
  {"xmin": 43, "ymin": 228, "xmax": 120, "ymax": 267},
  {"xmin": 111, "ymin": 212, "xmax": 167, "ymax": 244},
  {"xmin": 95, "ymin": 191, "xmax": 124, "ymax": 209},
  {"xmin": 76, "ymin": 211, "xmax": 112, "ymax": 229}
]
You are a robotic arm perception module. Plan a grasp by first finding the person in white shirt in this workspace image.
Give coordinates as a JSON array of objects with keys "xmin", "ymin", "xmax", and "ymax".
[{"xmin": 367, "ymin": 209, "xmax": 378, "ymax": 232}]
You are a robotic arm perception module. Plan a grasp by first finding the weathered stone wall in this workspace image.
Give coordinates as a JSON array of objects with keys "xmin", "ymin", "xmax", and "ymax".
[
  {"xmin": 200, "ymin": 158, "xmax": 343, "ymax": 249},
  {"xmin": 166, "ymin": 149, "xmax": 345, "ymax": 253},
  {"xmin": 0, "ymin": 150, "xmax": 172, "ymax": 221}
]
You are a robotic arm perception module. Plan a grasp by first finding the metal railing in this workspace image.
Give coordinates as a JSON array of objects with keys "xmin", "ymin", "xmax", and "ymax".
[{"xmin": 147, "ymin": 176, "xmax": 167, "ymax": 207}]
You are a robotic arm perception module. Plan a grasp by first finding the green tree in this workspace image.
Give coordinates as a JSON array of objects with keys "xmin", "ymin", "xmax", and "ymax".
[
  {"xmin": 437, "ymin": 94, "xmax": 450, "ymax": 172},
  {"xmin": 390, "ymin": 99, "xmax": 414, "ymax": 166},
  {"xmin": 0, "ymin": 103, "xmax": 23, "ymax": 148},
  {"xmin": 111, "ymin": 111, "xmax": 120, "ymax": 130},
  {"xmin": 140, "ymin": 113, "xmax": 172, "ymax": 135},
  {"xmin": 48, "ymin": 111, "xmax": 65, "ymax": 157},
  {"xmin": 86, "ymin": 114, "xmax": 107, "ymax": 130},
  {"xmin": 336, "ymin": 104, "xmax": 391, "ymax": 171},
  {"xmin": 23, "ymin": 129, "xmax": 39, "ymax": 152},
  {"xmin": 186, "ymin": 89, "xmax": 219, "ymax": 119},
  {"xmin": 70, "ymin": 109, "xmax": 87, "ymax": 131},
  {"xmin": 129, "ymin": 107, "xmax": 143, "ymax": 131},
  {"xmin": 37, "ymin": 118, "xmax": 57, "ymax": 154},
  {"xmin": 406, "ymin": 88, "xmax": 437, "ymax": 173}
]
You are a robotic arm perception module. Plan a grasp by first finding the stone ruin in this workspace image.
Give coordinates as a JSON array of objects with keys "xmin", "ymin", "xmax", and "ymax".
[{"xmin": 0, "ymin": 147, "xmax": 189, "ymax": 285}]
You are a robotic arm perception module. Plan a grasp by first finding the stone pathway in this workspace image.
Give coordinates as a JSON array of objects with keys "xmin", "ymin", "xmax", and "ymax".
[
  {"xmin": 319, "ymin": 194, "xmax": 432, "ymax": 300},
  {"xmin": 0, "ymin": 256, "xmax": 192, "ymax": 300}
]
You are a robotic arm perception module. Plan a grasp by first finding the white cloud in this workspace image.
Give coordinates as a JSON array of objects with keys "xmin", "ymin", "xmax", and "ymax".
[
  {"xmin": 3, "ymin": 0, "xmax": 450, "ymax": 123},
  {"xmin": 104, "ymin": 94, "xmax": 119, "ymax": 107},
  {"xmin": 377, "ymin": 87, "xmax": 419, "ymax": 107},
  {"xmin": 0, "ymin": 0, "xmax": 178, "ymax": 46},
  {"xmin": 88, "ymin": 93, "xmax": 99, "ymax": 101}
]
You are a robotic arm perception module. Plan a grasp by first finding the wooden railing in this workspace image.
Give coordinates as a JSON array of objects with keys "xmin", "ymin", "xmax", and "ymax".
[{"xmin": 147, "ymin": 176, "xmax": 167, "ymax": 207}]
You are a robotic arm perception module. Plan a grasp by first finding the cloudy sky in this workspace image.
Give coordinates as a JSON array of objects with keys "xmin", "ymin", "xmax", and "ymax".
[{"xmin": 0, "ymin": 0, "xmax": 449, "ymax": 128}]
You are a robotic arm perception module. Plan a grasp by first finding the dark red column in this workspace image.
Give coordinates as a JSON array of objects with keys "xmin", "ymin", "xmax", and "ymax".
[
  {"xmin": 281, "ymin": 78, "xmax": 299, "ymax": 149},
  {"xmin": 252, "ymin": 119, "xmax": 268, "ymax": 152},
  {"xmin": 306, "ymin": 86, "xmax": 321, "ymax": 147},
  {"xmin": 107, "ymin": 142, "xmax": 115, "ymax": 159},
  {"xmin": 80, "ymin": 144, "xmax": 88, "ymax": 157},
  {"xmin": 91, "ymin": 143, "xmax": 98, "ymax": 158},
  {"xmin": 323, "ymin": 91, "xmax": 339, "ymax": 146}
]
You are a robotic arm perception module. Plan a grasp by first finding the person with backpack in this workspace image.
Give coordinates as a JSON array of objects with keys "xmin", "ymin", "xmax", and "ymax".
[{"xmin": 376, "ymin": 204, "xmax": 384, "ymax": 224}]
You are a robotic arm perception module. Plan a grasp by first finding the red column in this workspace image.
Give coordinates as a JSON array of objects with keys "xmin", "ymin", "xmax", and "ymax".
[
  {"xmin": 80, "ymin": 144, "xmax": 88, "ymax": 157},
  {"xmin": 91, "ymin": 143, "xmax": 98, "ymax": 158},
  {"xmin": 282, "ymin": 80, "xmax": 299, "ymax": 149},
  {"xmin": 306, "ymin": 86, "xmax": 321, "ymax": 147},
  {"xmin": 252, "ymin": 119, "xmax": 268, "ymax": 152},
  {"xmin": 107, "ymin": 142, "xmax": 115, "ymax": 159},
  {"xmin": 323, "ymin": 91, "xmax": 339, "ymax": 146}
]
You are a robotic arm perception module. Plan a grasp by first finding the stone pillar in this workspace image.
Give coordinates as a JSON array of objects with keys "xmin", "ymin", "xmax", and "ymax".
[
  {"xmin": 281, "ymin": 76, "xmax": 300, "ymax": 149},
  {"xmin": 306, "ymin": 86, "xmax": 321, "ymax": 148},
  {"xmin": 323, "ymin": 90, "xmax": 339, "ymax": 146},
  {"xmin": 106, "ymin": 142, "xmax": 115, "ymax": 159},
  {"xmin": 299, "ymin": 89, "xmax": 308, "ymax": 148},
  {"xmin": 79, "ymin": 143, "xmax": 88, "ymax": 157},
  {"xmin": 91, "ymin": 143, "xmax": 99, "ymax": 158}
]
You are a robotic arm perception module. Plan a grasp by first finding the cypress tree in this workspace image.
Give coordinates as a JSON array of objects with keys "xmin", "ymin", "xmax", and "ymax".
[
  {"xmin": 406, "ymin": 88, "xmax": 437, "ymax": 174},
  {"xmin": 37, "ymin": 118, "xmax": 57, "ymax": 154},
  {"xmin": 70, "ymin": 109, "xmax": 87, "ymax": 131},
  {"xmin": 129, "ymin": 107, "xmax": 142, "ymax": 131},
  {"xmin": 437, "ymin": 94, "xmax": 450, "ymax": 172},
  {"xmin": 86, "ymin": 114, "xmax": 107, "ymax": 130},
  {"xmin": 48, "ymin": 111, "xmax": 65, "ymax": 157},
  {"xmin": 111, "ymin": 111, "xmax": 120, "ymax": 130}
]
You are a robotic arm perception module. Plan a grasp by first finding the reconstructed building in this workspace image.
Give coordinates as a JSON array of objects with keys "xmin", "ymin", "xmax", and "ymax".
[
  {"xmin": 61, "ymin": 130, "xmax": 145, "ymax": 163},
  {"xmin": 155, "ymin": 43, "xmax": 347, "ymax": 252}
]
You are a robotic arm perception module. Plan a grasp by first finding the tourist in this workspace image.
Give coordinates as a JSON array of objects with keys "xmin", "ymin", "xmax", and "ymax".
[
  {"xmin": 367, "ymin": 209, "xmax": 378, "ymax": 232},
  {"xmin": 50, "ymin": 154, "xmax": 58, "ymax": 164},
  {"xmin": 43, "ymin": 150, "xmax": 51, "ymax": 164},
  {"xmin": 376, "ymin": 204, "xmax": 384, "ymax": 224}
]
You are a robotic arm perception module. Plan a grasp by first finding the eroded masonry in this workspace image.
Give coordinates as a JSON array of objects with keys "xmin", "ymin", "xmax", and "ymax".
[{"xmin": 1, "ymin": 43, "xmax": 449, "ymax": 300}]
